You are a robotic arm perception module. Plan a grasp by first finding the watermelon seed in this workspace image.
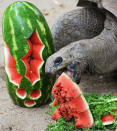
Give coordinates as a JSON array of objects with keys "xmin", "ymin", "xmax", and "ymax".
[{"xmin": 56, "ymin": 83, "xmax": 62, "ymax": 87}]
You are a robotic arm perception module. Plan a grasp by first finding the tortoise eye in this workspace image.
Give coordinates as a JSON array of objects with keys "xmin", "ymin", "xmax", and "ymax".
[{"xmin": 54, "ymin": 57, "xmax": 63, "ymax": 67}]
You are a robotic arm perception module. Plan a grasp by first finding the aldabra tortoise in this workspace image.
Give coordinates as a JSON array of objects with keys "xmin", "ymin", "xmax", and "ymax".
[{"xmin": 45, "ymin": 0, "xmax": 117, "ymax": 83}]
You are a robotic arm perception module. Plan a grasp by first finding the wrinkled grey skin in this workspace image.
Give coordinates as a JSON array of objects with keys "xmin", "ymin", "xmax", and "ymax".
[
  {"xmin": 51, "ymin": 7, "xmax": 105, "ymax": 51},
  {"xmin": 45, "ymin": 0, "xmax": 117, "ymax": 82}
]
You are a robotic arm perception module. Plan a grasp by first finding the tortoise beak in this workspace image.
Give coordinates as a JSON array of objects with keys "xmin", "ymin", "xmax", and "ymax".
[{"xmin": 67, "ymin": 61, "xmax": 81, "ymax": 84}]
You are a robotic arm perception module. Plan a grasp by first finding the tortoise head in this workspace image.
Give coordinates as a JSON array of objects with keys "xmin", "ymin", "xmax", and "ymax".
[
  {"xmin": 45, "ymin": 42, "xmax": 87, "ymax": 84},
  {"xmin": 45, "ymin": 52, "xmax": 81, "ymax": 84}
]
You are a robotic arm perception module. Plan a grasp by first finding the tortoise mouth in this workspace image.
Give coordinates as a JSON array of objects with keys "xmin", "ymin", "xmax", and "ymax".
[
  {"xmin": 56, "ymin": 67, "xmax": 80, "ymax": 83},
  {"xmin": 46, "ymin": 62, "xmax": 81, "ymax": 83}
]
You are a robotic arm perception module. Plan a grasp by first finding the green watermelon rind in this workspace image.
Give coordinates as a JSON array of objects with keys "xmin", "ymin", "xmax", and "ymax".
[
  {"xmin": 86, "ymin": 108, "xmax": 94, "ymax": 126},
  {"xmin": 79, "ymin": 94, "xmax": 90, "ymax": 112}
]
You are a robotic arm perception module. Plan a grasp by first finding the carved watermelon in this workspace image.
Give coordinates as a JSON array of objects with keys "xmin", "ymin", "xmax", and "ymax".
[
  {"xmin": 52, "ymin": 73, "xmax": 94, "ymax": 128},
  {"xmin": 2, "ymin": 1, "xmax": 54, "ymax": 107}
]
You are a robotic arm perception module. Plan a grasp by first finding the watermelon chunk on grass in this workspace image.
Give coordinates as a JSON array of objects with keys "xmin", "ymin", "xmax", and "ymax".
[
  {"xmin": 101, "ymin": 110, "xmax": 117, "ymax": 125},
  {"xmin": 101, "ymin": 113, "xmax": 115, "ymax": 125},
  {"xmin": 52, "ymin": 72, "xmax": 94, "ymax": 128}
]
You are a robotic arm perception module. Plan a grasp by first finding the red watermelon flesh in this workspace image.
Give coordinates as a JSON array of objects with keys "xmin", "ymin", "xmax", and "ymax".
[
  {"xmin": 30, "ymin": 89, "xmax": 41, "ymax": 100},
  {"xmin": 60, "ymin": 96, "xmax": 89, "ymax": 114},
  {"xmin": 59, "ymin": 103, "xmax": 73, "ymax": 121},
  {"xmin": 52, "ymin": 98, "xmax": 58, "ymax": 106},
  {"xmin": 74, "ymin": 110, "xmax": 94, "ymax": 128},
  {"xmin": 52, "ymin": 107, "xmax": 62, "ymax": 120},
  {"xmin": 58, "ymin": 97, "xmax": 89, "ymax": 121},
  {"xmin": 101, "ymin": 110, "xmax": 117, "ymax": 125},
  {"xmin": 24, "ymin": 100, "xmax": 36, "ymax": 107},
  {"xmin": 4, "ymin": 44, "xmax": 22, "ymax": 86},
  {"xmin": 52, "ymin": 73, "xmax": 82, "ymax": 105},
  {"xmin": 16, "ymin": 88, "xmax": 26, "ymax": 99},
  {"xmin": 52, "ymin": 73, "xmax": 94, "ymax": 128},
  {"xmin": 22, "ymin": 30, "xmax": 44, "ymax": 84}
]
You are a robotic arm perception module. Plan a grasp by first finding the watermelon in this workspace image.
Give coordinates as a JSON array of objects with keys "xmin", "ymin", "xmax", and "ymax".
[
  {"xmin": 101, "ymin": 113, "xmax": 115, "ymax": 125},
  {"xmin": 2, "ymin": 1, "xmax": 54, "ymax": 107},
  {"xmin": 101, "ymin": 110, "xmax": 117, "ymax": 125},
  {"xmin": 52, "ymin": 73, "xmax": 94, "ymax": 128}
]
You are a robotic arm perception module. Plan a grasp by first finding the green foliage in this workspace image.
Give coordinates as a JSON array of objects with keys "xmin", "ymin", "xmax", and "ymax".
[
  {"xmin": 46, "ymin": 93, "xmax": 117, "ymax": 131},
  {"xmin": 85, "ymin": 93, "xmax": 117, "ymax": 130},
  {"xmin": 47, "ymin": 103, "xmax": 59, "ymax": 116},
  {"xmin": 46, "ymin": 118, "xmax": 79, "ymax": 131}
]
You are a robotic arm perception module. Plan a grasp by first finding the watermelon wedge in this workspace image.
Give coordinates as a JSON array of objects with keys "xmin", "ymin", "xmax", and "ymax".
[
  {"xmin": 101, "ymin": 113, "xmax": 115, "ymax": 125},
  {"xmin": 101, "ymin": 110, "xmax": 117, "ymax": 125},
  {"xmin": 52, "ymin": 72, "xmax": 94, "ymax": 128}
]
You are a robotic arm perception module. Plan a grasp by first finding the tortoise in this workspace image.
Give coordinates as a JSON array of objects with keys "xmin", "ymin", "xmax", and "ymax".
[{"xmin": 45, "ymin": 0, "xmax": 117, "ymax": 83}]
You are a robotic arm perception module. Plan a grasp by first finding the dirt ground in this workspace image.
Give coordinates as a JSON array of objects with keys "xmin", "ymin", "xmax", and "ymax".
[{"xmin": 0, "ymin": 0, "xmax": 117, "ymax": 131}]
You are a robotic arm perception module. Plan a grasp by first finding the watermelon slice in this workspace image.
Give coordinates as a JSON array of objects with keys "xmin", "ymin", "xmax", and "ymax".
[
  {"xmin": 101, "ymin": 113, "xmax": 115, "ymax": 125},
  {"xmin": 52, "ymin": 72, "xmax": 94, "ymax": 128},
  {"xmin": 101, "ymin": 110, "xmax": 117, "ymax": 125},
  {"xmin": 52, "ymin": 73, "xmax": 82, "ymax": 105}
]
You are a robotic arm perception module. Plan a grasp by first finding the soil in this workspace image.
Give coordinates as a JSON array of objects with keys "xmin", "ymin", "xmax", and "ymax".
[{"xmin": 0, "ymin": 0, "xmax": 117, "ymax": 131}]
